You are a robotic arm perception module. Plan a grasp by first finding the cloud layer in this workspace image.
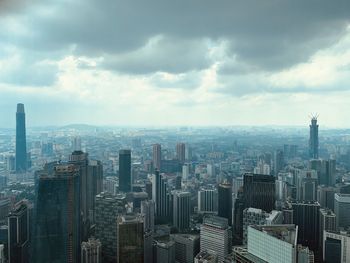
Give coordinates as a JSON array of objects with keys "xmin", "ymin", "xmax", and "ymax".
[{"xmin": 0, "ymin": 0, "xmax": 350, "ymax": 127}]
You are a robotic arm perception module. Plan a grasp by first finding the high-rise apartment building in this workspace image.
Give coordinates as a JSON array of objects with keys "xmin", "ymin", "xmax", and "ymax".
[
  {"xmin": 200, "ymin": 216, "xmax": 232, "ymax": 263},
  {"xmin": 309, "ymin": 117, "xmax": 319, "ymax": 159},
  {"xmin": 81, "ymin": 238, "xmax": 102, "ymax": 263},
  {"xmin": 33, "ymin": 164, "xmax": 81, "ymax": 263},
  {"xmin": 8, "ymin": 200, "xmax": 30, "ymax": 263},
  {"xmin": 173, "ymin": 191, "xmax": 191, "ymax": 232},
  {"xmin": 153, "ymin": 144, "xmax": 161, "ymax": 172},
  {"xmin": 15, "ymin": 103, "xmax": 27, "ymax": 173},
  {"xmin": 119, "ymin": 149, "xmax": 131, "ymax": 192}
]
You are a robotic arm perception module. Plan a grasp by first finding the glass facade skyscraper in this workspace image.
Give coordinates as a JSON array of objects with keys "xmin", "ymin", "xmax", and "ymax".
[
  {"xmin": 119, "ymin": 149, "xmax": 131, "ymax": 192},
  {"xmin": 15, "ymin": 103, "xmax": 27, "ymax": 173},
  {"xmin": 33, "ymin": 164, "xmax": 81, "ymax": 263}
]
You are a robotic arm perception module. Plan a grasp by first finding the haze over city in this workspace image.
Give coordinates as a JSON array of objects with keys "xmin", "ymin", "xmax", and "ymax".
[{"xmin": 1, "ymin": 1, "xmax": 350, "ymax": 127}]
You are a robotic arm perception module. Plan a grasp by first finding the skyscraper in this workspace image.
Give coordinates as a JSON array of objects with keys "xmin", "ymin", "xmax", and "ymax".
[
  {"xmin": 173, "ymin": 191, "xmax": 191, "ymax": 232},
  {"xmin": 198, "ymin": 187, "xmax": 218, "ymax": 213},
  {"xmin": 273, "ymin": 149, "xmax": 284, "ymax": 176},
  {"xmin": 95, "ymin": 192, "xmax": 126, "ymax": 262},
  {"xmin": 309, "ymin": 116, "xmax": 319, "ymax": 159},
  {"xmin": 243, "ymin": 173, "xmax": 276, "ymax": 213},
  {"xmin": 33, "ymin": 164, "xmax": 81, "ymax": 263},
  {"xmin": 8, "ymin": 200, "xmax": 30, "ymax": 263},
  {"xmin": 218, "ymin": 182, "xmax": 233, "ymax": 225},
  {"xmin": 153, "ymin": 144, "xmax": 161, "ymax": 172},
  {"xmin": 289, "ymin": 201, "xmax": 320, "ymax": 254},
  {"xmin": 176, "ymin": 143, "xmax": 186, "ymax": 163},
  {"xmin": 119, "ymin": 149, "xmax": 131, "ymax": 192},
  {"xmin": 153, "ymin": 170, "xmax": 171, "ymax": 223},
  {"xmin": 116, "ymin": 214, "xmax": 144, "ymax": 263},
  {"xmin": 15, "ymin": 103, "xmax": 27, "ymax": 173}
]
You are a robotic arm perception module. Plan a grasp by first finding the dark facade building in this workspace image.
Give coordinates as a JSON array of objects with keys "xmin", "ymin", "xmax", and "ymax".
[
  {"xmin": 15, "ymin": 103, "xmax": 27, "ymax": 173},
  {"xmin": 243, "ymin": 173, "xmax": 275, "ymax": 212},
  {"xmin": 309, "ymin": 117, "xmax": 319, "ymax": 159},
  {"xmin": 33, "ymin": 164, "xmax": 81, "ymax": 263},
  {"xmin": 218, "ymin": 182, "xmax": 232, "ymax": 226},
  {"xmin": 153, "ymin": 170, "xmax": 171, "ymax": 224},
  {"xmin": 290, "ymin": 201, "xmax": 320, "ymax": 254},
  {"xmin": 8, "ymin": 200, "xmax": 30, "ymax": 263},
  {"xmin": 119, "ymin": 149, "xmax": 131, "ymax": 192},
  {"xmin": 117, "ymin": 214, "xmax": 144, "ymax": 263}
]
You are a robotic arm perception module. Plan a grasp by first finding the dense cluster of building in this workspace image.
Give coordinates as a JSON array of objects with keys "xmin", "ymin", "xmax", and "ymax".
[{"xmin": 0, "ymin": 104, "xmax": 349, "ymax": 263}]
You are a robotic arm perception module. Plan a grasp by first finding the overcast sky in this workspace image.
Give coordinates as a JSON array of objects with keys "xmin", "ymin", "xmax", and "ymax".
[{"xmin": 1, "ymin": 0, "xmax": 350, "ymax": 128}]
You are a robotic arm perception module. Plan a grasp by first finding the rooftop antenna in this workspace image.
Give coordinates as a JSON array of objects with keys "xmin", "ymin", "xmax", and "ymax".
[{"xmin": 309, "ymin": 113, "xmax": 319, "ymax": 121}]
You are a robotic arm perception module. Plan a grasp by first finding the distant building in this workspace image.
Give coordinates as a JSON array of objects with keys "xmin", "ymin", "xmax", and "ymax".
[
  {"xmin": 8, "ymin": 200, "xmax": 30, "ymax": 263},
  {"xmin": 81, "ymin": 238, "xmax": 102, "ymax": 263},
  {"xmin": 273, "ymin": 150, "xmax": 284, "ymax": 176},
  {"xmin": 334, "ymin": 193, "xmax": 350, "ymax": 229},
  {"xmin": 153, "ymin": 144, "xmax": 162, "ymax": 172},
  {"xmin": 119, "ymin": 149, "xmax": 132, "ymax": 192},
  {"xmin": 116, "ymin": 214, "xmax": 144, "ymax": 263},
  {"xmin": 176, "ymin": 143, "xmax": 186, "ymax": 163},
  {"xmin": 200, "ymin": 216, "xmax": 231, "ymax": 263},
  {"xmin": 309, "ymin": 117, "xmax": 319, "ymax": 159},
  {"xmin": 15, "ymin": 103, "xmax": 27, "ymax": 173}
]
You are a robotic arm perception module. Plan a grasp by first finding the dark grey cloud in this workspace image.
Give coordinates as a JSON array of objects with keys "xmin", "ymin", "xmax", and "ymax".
[{"xmin": 1, "ymin": 0, "xmax": 350, "ymax": 75}]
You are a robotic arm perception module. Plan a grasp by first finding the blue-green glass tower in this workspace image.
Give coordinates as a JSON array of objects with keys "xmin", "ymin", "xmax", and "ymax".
[
  {"xmin": 16, "ymin": 103, "xmax": 27, "ymax": 173},
  {"xmin": 33, "ymin": 164, "xmax": 81, "ymax": 263}
]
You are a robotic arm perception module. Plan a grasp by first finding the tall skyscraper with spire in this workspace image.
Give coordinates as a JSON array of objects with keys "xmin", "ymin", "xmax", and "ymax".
[
  {"xmin": 15, "ymin": 103, "xmax": 27, "ymax": 173},
  {"xmin": 309, "ymin": 116, "xmax": 319, "ymax": 159}
]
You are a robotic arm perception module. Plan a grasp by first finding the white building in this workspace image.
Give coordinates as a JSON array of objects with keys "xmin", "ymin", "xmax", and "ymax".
[
  {"xmin": 247, "ymin": 225, "xmax": 298, "ymax": 263},
  {"xmin": 200, "ymin": 216, "xmax": 231, "ymax": 263}
]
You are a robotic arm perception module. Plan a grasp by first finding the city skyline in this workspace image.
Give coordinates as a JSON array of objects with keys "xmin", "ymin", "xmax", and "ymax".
[{"xmin": 0, "ymin": 1, "xmax": 350, "ymax": 127}]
